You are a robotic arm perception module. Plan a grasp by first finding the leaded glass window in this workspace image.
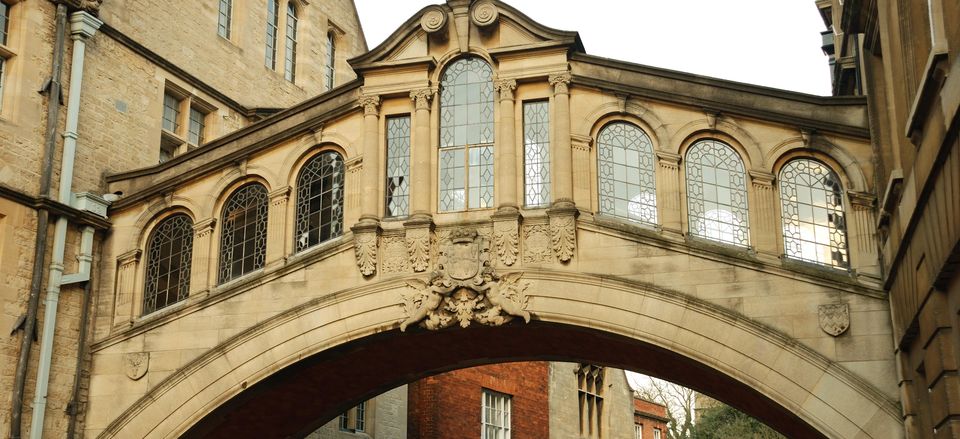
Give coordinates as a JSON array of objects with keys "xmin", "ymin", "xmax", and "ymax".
[
  {"xmin": 295, "ymin": 151, "xmax": 344, "ymax": 252},
  {"xmin": 685, "ymin": 139, "xmax": 750, "ymax": 246},
  {"xmin": 779, "ymin": 159, "xmax": 848, "ymax": 268},
  {"xmin": 144, "ymin": 214, "xmax": 193, "ymax": 314},
  {"xmin": 598, "ymin": 122, "xmax": 657, "ymax": 224},
  {"xmin": 325, "ymin": 32, "xmax": 336, "ymax": 90},
  {"xmin": 523, "ymin": 101, "xmax": 550, "ymax": 207},
  {"xmin": 218, "ymin": 184, "xmax": 268, "ymax": 283},
  {"xmin": 439, "ymin": 57, "xmax": 494, "ymax": 211},
  {"xmin": 482, "ymin": 390, "xmax": 511, "ymax": 439},
  {"xmin": 217, "ymin": 0, "xmax": 232, "ymax": 39},
  {"xmin": 265, "ymin": 0, "xmax": 279, "ymax": 69},
  {"xmin": 284, "ymin": 3, "xmax": 298, "ymax": 82},
  {"xmin": 385, "ymin": 116, "xmax": 411, "ymax": 217}
]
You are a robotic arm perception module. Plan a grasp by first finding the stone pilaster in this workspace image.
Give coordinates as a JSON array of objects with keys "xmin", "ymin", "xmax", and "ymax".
[
  {"xmin": 571, "ymin": 134, "xmax": 592, "ymax": 209},
  {"xmin": 344, "ymin": 157, "xmax": 363, "ymax": 228},
  {"xmin": 848, "ymin": 191, "xmax": 880, "ymax": 277},
  {"xmin": 655, "ymin": 151, "xmax": 682, "ymax": 237},
  {"xmin": 265, "ymin": 186, "xmax": 291, "ymax": 267},
  {"xmin": 410, "ymin": 88, "xmax": 435, "ymax": 220},
  {"xmin": 113, "ymin": 249, "xmax": 141, "ymax": 327},
  {"xmin": 358, "ymin": 93, "xmax": 381, "ymax": 225},
  {"xmin": 549, "ymin": 72, "xmax": 573, "ymax": 207},
  {"xmin": 495, "ymin": 79, "xmax": 518, "ymax": 212},
  {"xmin": 190, "ymin": 218, "xmax": 216, "ymax": 296},
  {"xmin": 749, "ymin": 170, "xmax": 778, "ymax": 257}
]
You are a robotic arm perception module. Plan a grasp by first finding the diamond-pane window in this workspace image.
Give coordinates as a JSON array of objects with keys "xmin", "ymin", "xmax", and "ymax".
[
  {"xmin": 523, "ymin": 101, "xmax": 550, "ymax": 207},
  {"xmin": 685, "ymin": 139, "xmax": 750, "ymax": 246},
  {"xmin": 598, "ymin": 122, "xmax": 657, "ymax": 224},
  {"xmin": 439, "ymin": 57, "xmax": 494, "ymax": 211},
  {"xmin": 295, "ymin": 151, "xmax": 344, "ymax": 252},
  {"xmin": 779, "ymin": 159, "xmax": 849, "ymax": 268},
  {"xmin": 144, "ymin": 214, "xmax": 193, "ymax": 314},
  {"xmin": 385, "ymin": 116, "xmax": 411, "ymax": 217},
  {"xmin": 218, "ymin": 184, "xmax": 268, "ymax": 283}
]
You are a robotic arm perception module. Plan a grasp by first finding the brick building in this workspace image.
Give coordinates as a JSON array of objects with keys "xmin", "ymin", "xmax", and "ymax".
[{"xmin": 632, "ymin": 397, "xmax": 668, "ymax": 439}]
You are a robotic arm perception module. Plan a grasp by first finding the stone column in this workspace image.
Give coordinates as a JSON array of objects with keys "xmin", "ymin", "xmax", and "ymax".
[
  {"xmin": 353, "ymin": 93, "xmax": 381, "ymax": 276},
  {"xmin": 190, "ymin": 218, "xmax": 216, "ymax": 295},
  {"xmin": 848, "ymin": 191, "xmax": 880, "ymax": 277},
  {"xmin": 266, "ymin": 186, "xmax": 291, "ymax": 266},
  {"xmin": 409, "ymin": 88, "xmax": 435, "ymax": 219},
  {"xmin": 113, "ymin": 249, "xmax": 141, "ymax": 327},
  {"xmin": 571, "ymin": 134, "xmax": 592, "ymax": 209},
  {"xmin": 547, "ymin": 72, "xmax": 577, "ymax": 262},
  {"xmin": 549, "ymin": 72, "xmax": 573, "ymax": 206},
  {"xmin": 749, "ymin": 170, "xmax": 778, "ymax": 258},
  {"xmin": 494, "ymin": 78, "xmax": 518, "ymax": 212},
  {"xmin": 656, "ymin": 151, "xmax": 682, "ymax": 238}
]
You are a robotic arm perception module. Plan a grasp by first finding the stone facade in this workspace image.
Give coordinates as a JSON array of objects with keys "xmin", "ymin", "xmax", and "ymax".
[{"xmin": 820, "ymin": 0, "xmax": 960, "ymax": 438}]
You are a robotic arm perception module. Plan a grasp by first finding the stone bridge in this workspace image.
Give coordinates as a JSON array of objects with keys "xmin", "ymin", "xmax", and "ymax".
[{"xmin": 85, "ymin": 1, "xmax": 899, "ymax": 438}]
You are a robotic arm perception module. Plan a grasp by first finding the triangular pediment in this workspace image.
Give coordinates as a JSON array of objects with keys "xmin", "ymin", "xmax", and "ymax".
[{"xmin": 348, "ymin": 0, "xmax": 584, "ymax": 72}]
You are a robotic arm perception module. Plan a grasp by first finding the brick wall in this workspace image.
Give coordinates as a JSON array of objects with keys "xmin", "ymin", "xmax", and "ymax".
[{"xmin": 407, "ymin": 362, "xmax": 550, "ymax": 439}]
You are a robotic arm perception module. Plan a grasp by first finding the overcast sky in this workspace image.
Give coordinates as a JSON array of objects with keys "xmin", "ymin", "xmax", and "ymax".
[{"xmin": 353, "ymin": 0, "xmax": 833, "ymax": 96}]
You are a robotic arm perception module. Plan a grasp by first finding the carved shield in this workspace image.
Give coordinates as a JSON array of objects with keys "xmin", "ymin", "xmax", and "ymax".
[
  {"xmin": 818, "ymin": 303, "xmax": 850, "ymax": 337},
  {"xmin": 124, "ymin": 352, "xmax": 149, "ymax": 380},
  {"xmin": 446, "ymin": 240, "xmax": 480, "ymax": 280}
]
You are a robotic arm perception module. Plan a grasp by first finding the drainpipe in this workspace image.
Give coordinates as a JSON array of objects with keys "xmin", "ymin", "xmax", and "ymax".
[
  {"xmin": 10, "ymin": 4, "xmax": 67, "ymax": 438},
  {"xmin": 28, "ymin": 11, "xmax": 102, "ymax": 439}
]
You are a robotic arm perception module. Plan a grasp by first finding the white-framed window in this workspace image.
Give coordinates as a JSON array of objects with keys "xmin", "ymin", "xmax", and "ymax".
[
  {"xmin": 283, "ymin": 3, "xmax": 298, "ymax": 82},
  {"xmin": 217, "ymin": 0, "xmax": 232, "ymax": 39},
  {"xmin": 635, "ymin": 424, "xmax": 643, "ymax": 439},
  {"xmin": 653, "ymin": 428, "xmax": 662, "ymax": 439},
  {"xmin": 339, "ymin": 401, "xmax": 366, "ymax": 432},
  {"xmin": 482, "ymin": 389, "xmax": 511, "ymax": 439}
]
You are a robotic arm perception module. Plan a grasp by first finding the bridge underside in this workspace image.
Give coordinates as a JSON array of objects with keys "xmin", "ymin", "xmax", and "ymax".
[{"xmin": 184, "ymin": 322, "xmax": 825, "ymax": 439}]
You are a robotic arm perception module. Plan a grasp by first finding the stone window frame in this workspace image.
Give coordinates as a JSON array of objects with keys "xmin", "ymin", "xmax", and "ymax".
[
  {"xmin": 324, "ymin": 27, "xmax": 338, "ymax": 91},
  {"xmin": 283, "ymin": 2, "xmax": 298, "ymax": 83},
  {"xmin": 522, "ymin": 99, "xmax": 551, "ymax": 208},
  {"xmin": 265, "ymin": 0, "xmax": 280, "ymax": 70},
  {"xmin": 217, "ymin": 182, "xmax": 269, "ymax": 284},
  {"xmin": 0, "ymin": 0, "xmax": 17, "ymax": 114},
  {"xmin": 338, "ymin": 401, "xmax": 366, "ymax": 433},
  {"xmin": 217, "ymin": 0, "xmax": 232, "ymax": 40},
  {"xmin": 159, "ymin": 81, "xmax": 216, "ymax": 163},
  {"xmin": 596, "ymin": 120, "xmax": 658, "ymax": 225},
  {"xmin": 293, "ymin": 149, "xmax": 345, "ymax": 253},
  {"xmin": 683, "ymin": 138, "xmax": 752, "ymax": 248},
  {"xmin": 142, "ymin": 213, "xmax": 194, "ymax": 315},
  {"xmin": 384, "ymin": 114, "xmax": 411, "ymax": 218},
  {"xmin": 481, "ymin": 388, "xmax": 512, "ymax": 439},
  {"xmin": 576, "ymin": 363, "xmax": 605, "ymax": 439},
  {"xmin": 777, "ymin": 157, "xmax": 850, "ymax": 270}
]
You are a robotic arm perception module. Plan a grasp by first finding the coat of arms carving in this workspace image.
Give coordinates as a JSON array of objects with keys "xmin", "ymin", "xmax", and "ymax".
[
  {"xmin": 124, "ymin": 352, "xmax": 149, "ymax": 380},
  {"xmin": 400, "ymin": 228, "xmax": 531, "ymax": 331},
  {"xmin": 818, "ymin": 303, "xmax": 850, "ymax": 337}
]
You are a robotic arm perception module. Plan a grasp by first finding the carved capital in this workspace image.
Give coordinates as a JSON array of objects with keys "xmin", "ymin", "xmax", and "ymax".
[
  {"xmin": 193, "ymin": 218, "xmax": 216, "ymax": 238},
  {"xmin": 117, "ymin": 249, "xmax": 142, "ymax": 266},
  {"xmin": 346, "ymin": 156, "xmax": 363, "ymax": 174},
  {"xmin": 571, "ymin": 134, "xmax": 593, "ymax": 152},
  {"xmin": 359, "ymin": 94, "xmax": 381, "ymax": 116},
  {"xmin": 494, "ymin": 79, "xmax": 517, "ymax": 101},
  {"xmin": 655, "ymin": 151, "xmax": 681, "ymax": 170},
  {"xmin": 268, "ymin": 186, "xmax": 291, "ymax": 206},
  {"xmin": 848, "ymin": 191, "xmax": 877, "ymax": 209},
  {"xmin": 548, "ymin": 72, "xmax": 572, "ymax": 95},
  {"xmin": 748, "ymin": 170, "xmax": 776, "ymax": 188},
  {"xmin": 410, "ymin": 88, "xmax": 435, "ymax": 111}
]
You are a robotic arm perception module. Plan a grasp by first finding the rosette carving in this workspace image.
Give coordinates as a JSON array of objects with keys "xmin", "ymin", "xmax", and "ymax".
[
  {"xmin": 470, "ymin": 0, "xmax": 499, "ymax": 27},
  {"xmin": 420, "ymin": 6, "xmax": 448, "ymax": 33}
]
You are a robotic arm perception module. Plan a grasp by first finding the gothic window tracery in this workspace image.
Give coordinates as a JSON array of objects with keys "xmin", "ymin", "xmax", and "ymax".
[
  {"xmin": 779, "ymin": 158, "xmax": 848, "ymax": 268},
  {"xmin": 598, "ymin": 122, "xmax": 657, "ymax": 224},
  {"xmin": 218, "ymin": 184, "xmax": 268, "ymax": 283},
  {"xmin": 438, "ymin": 57, "xmax": 495, "ymax": 211},
  {"xmin": 295, "ymin": 151, "xmax": 344, "ymax": 252},
  {"xmin": 144, "ymin": 214, "xmax": 194, "ymax": 314},
  {"xmin": 577, "ymin": 363, "xmax": 605, "ymax": 439},
  {"xmin": 685, "ymin": 139, "xmax": 750, "ymax": 246}
]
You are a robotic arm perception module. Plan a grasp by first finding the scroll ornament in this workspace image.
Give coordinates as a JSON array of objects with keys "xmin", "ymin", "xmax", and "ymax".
[{"xmin": 401, "ymin": 229, "xmax": 530, "ymax": 331}]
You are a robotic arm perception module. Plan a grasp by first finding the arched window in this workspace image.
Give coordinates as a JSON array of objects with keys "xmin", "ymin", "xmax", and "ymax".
[
  {"xmin": 265, "ymin": 0, "xmax": 280, "ymax": 69},
  {"xmin": 779, "ymin": 158, "xmax": 848, "ymax": 268},
  {"xmin": 685, "ymin": 139, "xmax": 750, "ymax": 246},
  {"xmin": 597, "ymin": 122, "xmax": 657, "ymax": 224},
  {"xmin": 438, "ymin": 57, "xmax": 494, "ymax": 211},
  {"xmin": 295, "ymin": 151, "xmax": 344, "ymax": 252},
  {"xmin": 144, "ymin": 214, "xmax": 194, "ymax": 314},
  {"xmin": 325, "ymin": 32, "xmax": 336, "ymax": 90},
  {"xmin": 218, "ymin": 184, "xmax": 268, "ymax": 283},
  {"xmin": 284, "ymin": 3, "xmax": 298, "ymax": 82}
]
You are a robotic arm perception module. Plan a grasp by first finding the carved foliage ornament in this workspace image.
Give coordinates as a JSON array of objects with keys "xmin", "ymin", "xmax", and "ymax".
[
  {"xmin": 354, "ymin": 231, "xmax": 378, "ymax": 276},
  {"xmin": 359, "ymin": 94, "xmax": 381, "ymax": 116},
  {"xmin": 493, "ymin": 220, "xmax": 519, "ymax": 266},
  {"xmin": 406, "ymin": 227, "xmax": 431, "ymax": 273},
  {"xmin": 401, "ymin": 229, "xmax": 530, "ymax": 331},
  {"xmin": 818, "ymin": 303, "xmax": 849, "ymax": 337},
  {"xmin": 124, "ymin": 352, "xmax": 149, "ymax": 380}
]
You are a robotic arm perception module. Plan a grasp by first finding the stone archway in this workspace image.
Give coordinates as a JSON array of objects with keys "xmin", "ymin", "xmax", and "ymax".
[{"xmin": 97, "ymin": 271, "xmax": 901, "ymax": 439}]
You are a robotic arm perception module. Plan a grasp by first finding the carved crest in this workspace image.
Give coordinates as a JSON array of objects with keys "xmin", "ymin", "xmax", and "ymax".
[
  {"xmin": 400, "ymin": 228, "xmax": 531, "ymax": 331},
  {"xmin": 818, "ymin": 303, "xmax": 850, "ymax": 337},
  {"xmin": 124, "ymin": 352, "xmax": 149, "ymax": 380}
]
